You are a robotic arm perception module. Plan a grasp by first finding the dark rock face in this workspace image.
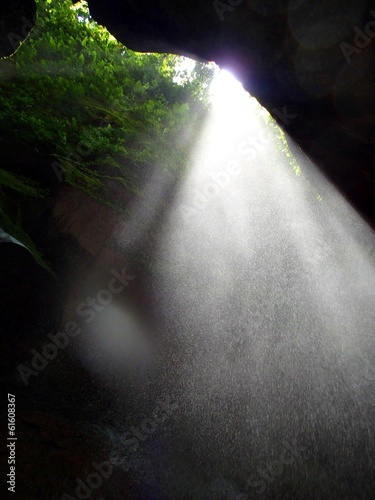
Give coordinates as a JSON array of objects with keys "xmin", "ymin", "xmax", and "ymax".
[
  {"xmin": 88, "ymin": 0, "xmax": 375, "ymax": 227},
  {"xmin": 0, "ymin": 0, "xmax": 36, "ymax": 58}
]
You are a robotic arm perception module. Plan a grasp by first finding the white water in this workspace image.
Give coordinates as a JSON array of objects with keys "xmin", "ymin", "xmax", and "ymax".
[
  {"xmin": 72, "ymin": 70, "xmax": 375, "ymax": 498},
  {"xmin": 146, "ymin": 70, "xmax": 375, "ymax": 497}
]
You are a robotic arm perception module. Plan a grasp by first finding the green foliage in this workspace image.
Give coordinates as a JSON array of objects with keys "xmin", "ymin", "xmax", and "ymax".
[
  {"xmin": 0, "ymin": 169, "xmax": 54, "ymax": 273},
  {"xmin": 0, "ymin": 169, "xmax": 47, "ymax": 197},
  {"xmin": 275, "ymin": 127, "xmax": 302, "ymax": 177},
  {"xmin": 0, "ymin": 0, "xmax": 214, "ymax": 273},
  {"xmin": 2, "ymin": 0, "xmax": 212, "ymax": 180},
  {"xmin": 263, "ymin": 112, "xmax": 324, "ymax": 202}
]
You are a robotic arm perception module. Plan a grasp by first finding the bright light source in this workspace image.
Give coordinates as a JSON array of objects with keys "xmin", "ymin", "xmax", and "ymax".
[
  {"xmin": 207, "ymin": 68, "xmax": 264, "ymax": 147},
  {"xmin": 210, "ymin": 69, "xmax": 247, "ymax": 106},
  {"xmin": 181, "ymin": 66, "xmax": 263, "ymax": 168},
  {"xmin": 210, "ymin": 68, "xmax": 261, "ymax": 113}
]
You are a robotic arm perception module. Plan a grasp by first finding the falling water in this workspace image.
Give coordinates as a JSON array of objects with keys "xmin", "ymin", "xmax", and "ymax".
[
  {"xmin": 145, "ymin": 70, "xmax": 375, "ymax": 498},
  {"xmin": 72, "ymin": 69, "xmax": 375, "ymax": 498}
]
